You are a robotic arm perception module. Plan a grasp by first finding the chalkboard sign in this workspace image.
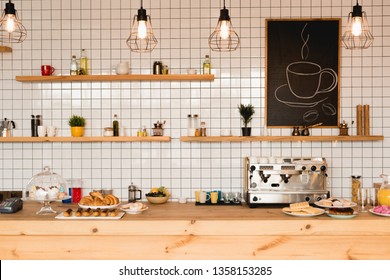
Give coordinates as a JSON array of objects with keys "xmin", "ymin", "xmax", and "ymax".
[{"xmin": 266, "ymin": 19, "xmax": 340, "ymax": 127}]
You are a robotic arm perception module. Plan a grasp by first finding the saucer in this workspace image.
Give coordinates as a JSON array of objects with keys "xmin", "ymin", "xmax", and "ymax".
[{"xmin": 274, "ymin": 84, "xmax": 330, "ymax": 108}]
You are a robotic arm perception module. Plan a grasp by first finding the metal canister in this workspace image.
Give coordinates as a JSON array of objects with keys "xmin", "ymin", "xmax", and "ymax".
[{"xmin": 153, "ymin": 61, "xmax": 162, "ymax": 75}]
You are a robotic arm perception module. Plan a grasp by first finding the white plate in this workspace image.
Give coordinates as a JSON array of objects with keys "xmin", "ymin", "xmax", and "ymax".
[
  {"xmin": 55, "ymin": 211, "xmax": 124, "ymax": 220},
  {"xmin": 120, "ymin": 206, "xmax": 148, "ymax": 215},
  {"xmin": 326, "ymin": 211, "xmax": 357, "ymax": 219},
  {"xmin": 314, "ymin": 201, "xmax": 357, "ymax": 208},
  {"xmin": 369, "ymin": 209, "xmax": 390, "ymax": 217},
  {"xmin": 78, "ymin": 203, "xmax": 120, "ymax": 210},
  {"xmin": 282, "ymin": 208, "xmax": 325, "ymax": 217}
]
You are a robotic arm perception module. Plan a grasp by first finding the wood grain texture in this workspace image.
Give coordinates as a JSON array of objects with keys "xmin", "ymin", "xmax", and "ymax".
[
  {"xmin": 0, "ymin": 136, "xmax": 171, "ymax": 142},
  {"xmin": 180, "ymin": 135, "xmax": 384, "ymax": 142},
  {"xmin": 1, "ymin": 203, "xmax": 390, "ymax": 260},
  {"xmin": 15, "ymin": 74, "xmax": 215, "ymax": 82}
]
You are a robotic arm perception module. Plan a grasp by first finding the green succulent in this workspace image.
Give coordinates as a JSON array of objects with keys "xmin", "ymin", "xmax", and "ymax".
[
  {"xmin": 68, "ymin": 115, "xmax": 86, "ymax": 127},
  {"xmin": 238, "ymin": 104, "xmax": 255, "ymax": 127}
]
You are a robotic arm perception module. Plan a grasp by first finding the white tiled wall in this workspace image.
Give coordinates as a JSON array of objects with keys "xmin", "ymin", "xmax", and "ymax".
[{"xmin": 1, "ymin": 0, "xmax": 389, "ymax": 201}]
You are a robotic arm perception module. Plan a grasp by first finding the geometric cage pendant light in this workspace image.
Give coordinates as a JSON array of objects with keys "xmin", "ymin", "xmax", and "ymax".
[
  {"xmin": 0, "ymin": 0, "xmax": 27, "ymax": 43},
  {"xmin": 208, "ymin": 0, "xmax": 240, "ymax": 52},
  {"xmin": 341, "ymin": 0, "xmax": 374, "ymax": 49},
  {"xmin": 126, "ymin": 0, "xmax": 157, "ymax": 52}
]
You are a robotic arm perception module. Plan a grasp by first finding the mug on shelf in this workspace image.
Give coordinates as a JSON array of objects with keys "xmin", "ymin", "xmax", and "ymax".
[{"xmin": 41, "ymin": 65, "xmax": 55, "ymax": 76}]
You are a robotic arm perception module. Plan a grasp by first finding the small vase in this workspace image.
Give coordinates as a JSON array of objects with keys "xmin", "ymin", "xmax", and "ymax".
[
  {"xmin": 241, "ymin": 127, "xmax": 251, "ymax": 136},
  {"xmin": 71, "ymin": 126, "xmax": 84, "ymax": 137}
]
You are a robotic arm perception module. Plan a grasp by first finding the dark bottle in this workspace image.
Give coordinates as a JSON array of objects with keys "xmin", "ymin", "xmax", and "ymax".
[
  {"xmin": 31, "ymin": 115, "xmax": 36, "ymax": 137},
  {"xmin": 153, "ymin": 61, "xmax": 162, "ymax": 74},
  {"xmin": 113, "ymin": 114, "xmax": 119, "ymax": 136},
  {"xmin": 35, "ymin": 115, "xmax": 41, "ymax": 137}
]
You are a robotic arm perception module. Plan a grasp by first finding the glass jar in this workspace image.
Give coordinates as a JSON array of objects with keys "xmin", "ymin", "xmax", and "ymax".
[
  {"xmin": 351, "ymin": 175, "xmax": 361, "ymax": 203},
  {"xmin": 103, "ymin": 127, "xmax": 114, "ymax": 137},
  {"xmin": 200, "ymin": 121, "xmax": 206, "ymax": 136},
  {"xmin": 193, "ymin": 114, "xmax": 200, "ymax": 131},
  {"xmin": 379, "ymin": 174, "xmax": 390, "ymax": 206},
  {"xmin": 187, "ymin": 114, "xmax": 195, "ymax": 136}
]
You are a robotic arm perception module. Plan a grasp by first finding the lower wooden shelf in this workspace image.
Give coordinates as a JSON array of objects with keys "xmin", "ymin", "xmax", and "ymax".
[
  {"xmin": 0, "ymin": 136, "xmax": 171, "ymax": 143},
  {"xmin": 180, "ymin": 135, "xmax": 384, "ymax": 142}
]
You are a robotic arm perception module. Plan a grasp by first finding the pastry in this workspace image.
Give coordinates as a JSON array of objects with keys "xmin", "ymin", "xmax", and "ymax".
[
  {"xmin": 108, "ymin": 209, "xmax": 118, "ymax": 217},
  {"xmin": 75, "ymin": 208, "xmax": 82, "ymax": 217},
  {"xmin": 92, "ymin": 209, "xmax": 101, "ymax": 217},
  {"xmin": 289, "ymin": 201, "xmax": 310, "ymax": 209},
  {"xmin": 100, "ymin": 210, "xmax": 108, "ymax": 217},
  {"xmin": 328, "ymin": 207, "xmax": 354, "ymax": 215},
  {"xmin": 63, "ymin": 208, "xmax": 73, "ymax": 217}
]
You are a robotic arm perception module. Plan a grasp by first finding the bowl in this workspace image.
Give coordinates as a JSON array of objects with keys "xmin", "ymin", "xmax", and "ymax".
[{"xmin": 146, "ymin": 195, "xmax": 169, "ymax": 204}]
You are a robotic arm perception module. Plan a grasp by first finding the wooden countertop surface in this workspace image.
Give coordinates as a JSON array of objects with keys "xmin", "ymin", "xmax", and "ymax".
[{"xmin": 2, "ymin": 201, "xmax": 390, "ymax": 236}]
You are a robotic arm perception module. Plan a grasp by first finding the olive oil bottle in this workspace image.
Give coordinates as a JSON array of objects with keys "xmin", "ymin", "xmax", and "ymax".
[{"xmin": 113, "ymin": 114, "xmax": 119, "ymax": 136}]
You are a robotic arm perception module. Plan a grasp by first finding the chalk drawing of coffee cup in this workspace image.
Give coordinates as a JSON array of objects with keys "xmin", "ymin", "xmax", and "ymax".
[{"xmin": 286, "ymin": 61, "xmax": 337, "ymax": 99}]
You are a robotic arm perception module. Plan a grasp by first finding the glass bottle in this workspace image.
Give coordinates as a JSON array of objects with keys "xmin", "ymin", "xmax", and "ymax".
[
  {"xmin": 187, "ymin": 114, "xmax": 195, "ymax": 136},
  {"xmin": 203, "ymin": 55, "xmax": 211, "ymax": 74},
  {"xmin": 351, "ymin": 175, "xmax": 361, "ymax": 203},
  {"xmin": 200, "ymin": 121, "xmax": 206, "ymax": 136},
  {"xmin": 70, "ymin": 55, "xmax": 78, "ymax": 76},
  {"xmin": 193, "ymin": 114, "xmax": 200, "ymax": 131},
  {"xmin": 79, "ymin": 49, "xmax": 89, "ymax": 75},
  {"xmin": 113, "ymin": 114, "xmax": 119, "ymax": 136},
  {"xmin": 35, "ymin": 115, "xmax": 41, "ymax": 137},
  {"xmin": 379, "ymin": 174, "xmax": 390, "ymax": 206}
]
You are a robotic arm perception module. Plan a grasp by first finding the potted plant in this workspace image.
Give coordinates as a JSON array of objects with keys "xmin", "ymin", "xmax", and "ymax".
[
  {"xmin": 238, "ymin": 104, "xmax": 255, "ymax": 136},
  {"xmin": 68, "ymin": 115, "xmax": 86, "ymax": 137}
]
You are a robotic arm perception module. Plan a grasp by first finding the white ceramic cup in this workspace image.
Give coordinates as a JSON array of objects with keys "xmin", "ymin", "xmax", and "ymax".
[
  {"xmin": 37, "ymin": 125, "xmax": 47, "ymax": 137},
  {"xmin": 199, "ymin": 191, "xmax": 210, "ymax": 203},
  {"xmin": 116, "ymin": 62, "xmax": 129, "ymax": 75},
  {"xmin": 47, "ymin": 126, "xmax": 57, "ymax": 137}
]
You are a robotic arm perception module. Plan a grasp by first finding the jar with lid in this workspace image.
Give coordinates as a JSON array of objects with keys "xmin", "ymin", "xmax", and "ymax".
[
  {"xmin": 187, "ymin": 114, "xmax": 195, "ymax": 136},
  {"xmin": 153, "ymin": 61, "xmax": 162, "ymax": 75},
  {"xmin": 379, "ymin": 174, "xmax": 390, "ymax": 206},
  {"xmin": 351, "ymin": 175, "xmax": 361, "ymax": 203},
  {"xmin": 193, "ymin": 114, "xmax": 200, "ymax": 131},
  {"xmin": 103, "ymin": 127, "xmax": 114, "ymax": 137},
  {"xmin": 200, "ymin": 121, "xmax": 206, "ymax": 136}
]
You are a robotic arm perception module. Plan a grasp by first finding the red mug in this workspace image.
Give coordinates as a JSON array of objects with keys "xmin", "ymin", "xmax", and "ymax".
[{"xmin": 41, "ymin": 65, "xmax": 55, "ymax": 76}]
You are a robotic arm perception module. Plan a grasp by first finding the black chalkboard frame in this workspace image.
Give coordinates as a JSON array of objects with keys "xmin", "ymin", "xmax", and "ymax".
[{"xmin": 265, "ymin": 18, "xmax": 341, "ymax": 128}]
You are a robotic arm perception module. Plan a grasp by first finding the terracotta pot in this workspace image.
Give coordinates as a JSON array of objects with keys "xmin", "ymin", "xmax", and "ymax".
[
  {"xmin": 241, "ymin": 127, "xmax": 251, "ymax": 136},
  {"xmin": 71, "ymin": 126, "xmax": 84, "ymax": 137}
]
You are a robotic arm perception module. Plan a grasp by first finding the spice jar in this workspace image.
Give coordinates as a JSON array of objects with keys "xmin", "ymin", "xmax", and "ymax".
[
  {"xmin": 200, "ymin": 121, "xmax": 206, "ymax": 136},
  {"xmin": 351, "ymin": 175, "xmax": 361, "ymax": 203},
  {"xmin": 103, "ymin": 127, "xmax": 114, "ymax": 137}
]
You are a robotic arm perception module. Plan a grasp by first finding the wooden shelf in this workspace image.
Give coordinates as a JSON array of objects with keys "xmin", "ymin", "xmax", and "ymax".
[
  {"xmin": 15, "ymin": 74, "xmax": 215, "ymax": 82},
  {"xmin": 0, "ymin": 136, "xmax": 171, "ymax": 143},
  {"xmin": 0, "ymin": 46, "xmax": 12, "ymax": 53},
  {"xmin": 180, "ymin": 135, "xmax": 384, "ymax": 142}
]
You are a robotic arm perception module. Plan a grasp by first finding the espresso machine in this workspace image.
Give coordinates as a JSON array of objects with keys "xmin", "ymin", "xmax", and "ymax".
[{"xmin": 244, "ymin": 157, "xmax": 329, "ymax": 207}]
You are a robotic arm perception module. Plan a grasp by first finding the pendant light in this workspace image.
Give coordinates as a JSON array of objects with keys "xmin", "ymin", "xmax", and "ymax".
[
  {"xmin": 341, "ymin": 0, "xmax": 373, "ymax": 49},
  {"xmin": 126, "ymin": 0, "xmax": 157, "ymax": 52},
  {"xmin": 208, "ymin": 0, "xmax": 240, "ymax": 52},
  {"xmin": 0, "ymin": 0, "xmax": 26, "ymax": 43}
]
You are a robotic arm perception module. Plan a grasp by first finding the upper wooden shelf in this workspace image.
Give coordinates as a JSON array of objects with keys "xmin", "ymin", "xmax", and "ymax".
[
  {"xmin": 180, "ymin": 135, "xmax": 384, "ymax": 142},
  {"xmin": 0, "ymin": 136, "xmax": 171, "ymax": 143},
  {"xmin": 0, "ymin": 46, "xmax": 12, "ymax": 53},
  {"xmin": 15, "ymin": 74, "xmax": 215, "ymax": 82}
]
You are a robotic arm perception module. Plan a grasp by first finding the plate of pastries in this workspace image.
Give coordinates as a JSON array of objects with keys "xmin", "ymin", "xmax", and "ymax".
[
  {"xmin": 120, "ymin": 202, "xmax": 148, "ymax": 214},
  {"xmin": 325, "ymin": 207, "xmax": 357, "ymax": 219},
  {"xmin": 282, "ymin": 201, "xmax": 325, "ymax": 217},
  {"xmin": 78, "ymin": 191, "xmax": 120, "ymax": 210},
  {"xmin": 314, "ymin": 197, "xmax": 357, "ymax": 208},
  {"xmin": 55, "ymin": 207, "xmax": 124, "ymax": 219}
]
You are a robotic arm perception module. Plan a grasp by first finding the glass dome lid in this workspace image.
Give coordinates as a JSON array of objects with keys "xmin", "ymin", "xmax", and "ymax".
[{"xmin": 24, "ymin": 166, "xmax": 68, "ymax": 203}]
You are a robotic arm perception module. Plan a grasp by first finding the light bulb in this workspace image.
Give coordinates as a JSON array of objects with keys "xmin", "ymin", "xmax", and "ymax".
[
  {"xmin": 352, "ymin": 16, "xmax": 362, "ymax": 36},
  {"xmin": 220, "ymin": 20, "xmax": 229, "ymax": 39},
  {"xmin": 138, "ymin": 20, "xmax": 147, "ymax": 39},
  {"xmin": 5, "ymin": 14, "xmax": 16, "ymax": 33}
]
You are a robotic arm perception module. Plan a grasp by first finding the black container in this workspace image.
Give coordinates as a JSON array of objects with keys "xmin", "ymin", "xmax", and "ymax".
[
  {"xmin": 31, "ymin": 115, "xmax": 36, "ymax": 137},
  {"xmin": 35, "ymin": 115, "xmax": 41, "ymax": 137}
]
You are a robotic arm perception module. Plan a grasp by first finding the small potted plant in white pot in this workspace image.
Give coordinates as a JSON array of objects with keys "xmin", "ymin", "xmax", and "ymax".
[
  {"xmin": 238, "ymin": 104, "xmax": 255, "ymax": 136},
  {"xmin": 68, "ymin": 115, "xmax": 86, "ymax": 137}
]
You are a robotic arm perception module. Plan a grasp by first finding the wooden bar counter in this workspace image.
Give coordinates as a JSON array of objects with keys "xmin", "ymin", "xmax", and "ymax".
[{"xmin": 1, "ymin": 202, "xmax": 390, "ymax": 260}]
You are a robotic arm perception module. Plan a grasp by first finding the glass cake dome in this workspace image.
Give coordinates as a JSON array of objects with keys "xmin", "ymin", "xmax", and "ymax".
[{"xmin": 24, "ymin": 166, "xmax": 69, "ymax": 214}]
